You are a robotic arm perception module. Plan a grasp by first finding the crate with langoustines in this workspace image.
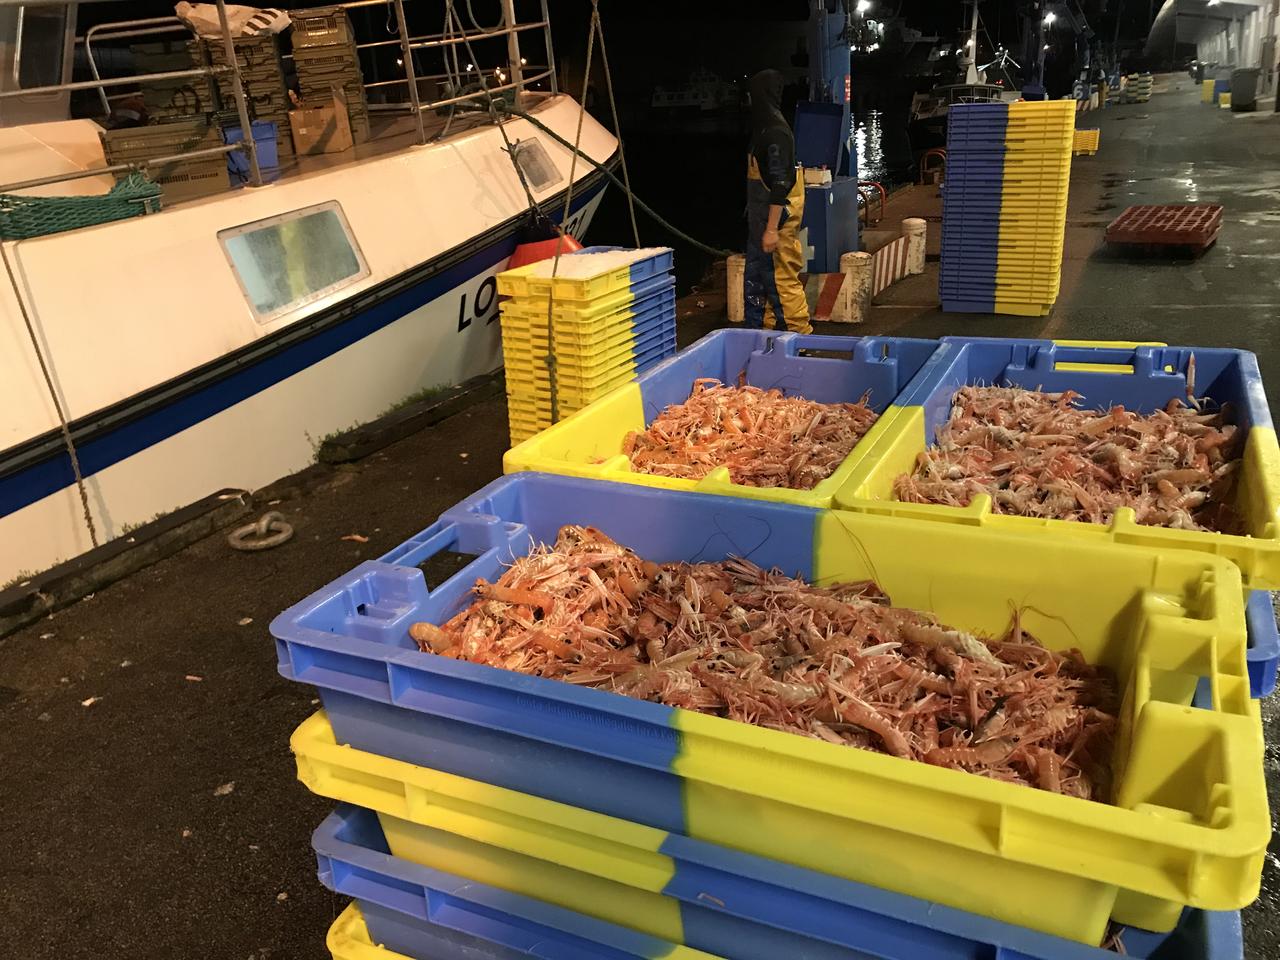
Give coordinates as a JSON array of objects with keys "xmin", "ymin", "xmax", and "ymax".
[
  {"xmin": 271, "ymin": 471, "xmax": 1266, "ymax": 945},
  {"xmin": 313, "ymin": 800, "xmax": 1247, "ymax": 960},
  {"xmin": 834, "ymin": 337, "xmax": 1280, "ymax": 596},
  {"xmin": 500, "ymin": 329, "xmax": 941, "ymax": 509}
]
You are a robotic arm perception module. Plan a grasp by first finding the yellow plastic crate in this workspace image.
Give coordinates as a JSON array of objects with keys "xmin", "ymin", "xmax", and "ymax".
[
  {"xmin": 1073, "ymin": 129, "xmax": 1101, "ymax": 155},
  {"xmin": 497, "ymin": 249, "xmax": 674, "ymax": 302},
  {"xmin": 501, "ymin": 310, "xmax": 638, "ymax": 342},
  {"xmin": 501, "ymin": 280, "xmax": 673, "ymax": 324},
  {"xmin": 327, "ymin": 903, "xmax": 401, "ymax": 960},
  {"xmin": 506, "ymin": 358, "xmax": 638, "ymax": 392},
  {"xmin": 991, "ymin": 299, "xmax": 1054, "ymax": 316},
  {"xmin": 1202, "ymin": 78, "xmax": 1216, "ymax": 103},
  {"xmin": 497, "ymin": 260, "xmax": 633, "ymax": 300}
]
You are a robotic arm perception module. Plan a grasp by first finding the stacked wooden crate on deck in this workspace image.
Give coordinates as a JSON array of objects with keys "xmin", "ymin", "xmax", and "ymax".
[
  {"xmin": 99, "ymin": 117, "xmax": 227, "ymax": 204},
  {"xmin": 290, "ymin": 6, "xmax": 370, "ymax": 145},
  {"xmin": 940, "ymin": 99, "xmax": 1074, "ymax": 317},
  {"xmin": 495, "ymin": 247, "xmax": 678, "ymax": 444},
  {"xmin": 193, "ymin": 33, "xmax": 294, "ymax": 165},
  {"xmin": 131, "ymin": 41, "xmax": 213, "ymax": 120}
]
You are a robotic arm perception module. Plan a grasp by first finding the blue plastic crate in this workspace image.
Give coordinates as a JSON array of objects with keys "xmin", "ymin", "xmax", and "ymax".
[
  {"xmin": 318, "ymin": 806, "xmax": 697, "ymax": 960},
  {"xmin": 626, "ymin": 329, "xmax": 940, "ymax": 426},
  {"xmin": 315, "ymin": 804, "xmax": 1243, "ymax": 960},
  {"xmin": 941, "ymin": 297, "xmax": 997, "ymax": 313},
  {"xmin": 223, "ymin": 120, "xmax": 279, "ymax": 183},
  {"xmin": 1245, "ymin": 590, "xmax": 1279, "ymax": 697}
]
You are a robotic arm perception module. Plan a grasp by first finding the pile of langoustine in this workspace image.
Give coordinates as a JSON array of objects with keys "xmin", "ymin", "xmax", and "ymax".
[
  {"xmin": 622, "ymin": 378, "xmax": 879, "ymax": 489},
  {"xmin": 896, "ymin": 382, "xmax": 1242, "ymax": 532},
  {"xmin": 410, "ymin": 525, "xmax": 1118, "ymax": 802}
]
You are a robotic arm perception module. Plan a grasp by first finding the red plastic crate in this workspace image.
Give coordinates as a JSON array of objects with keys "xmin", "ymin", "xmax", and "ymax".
[{"xmin": 1105, "ymin": 204, "xmax": 1223, "ymax": 248}]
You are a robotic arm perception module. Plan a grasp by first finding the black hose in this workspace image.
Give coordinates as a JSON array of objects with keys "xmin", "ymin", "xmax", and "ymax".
[{"xmin": 497, "ymin": 102, "xmax": 736, "ymax": 259}]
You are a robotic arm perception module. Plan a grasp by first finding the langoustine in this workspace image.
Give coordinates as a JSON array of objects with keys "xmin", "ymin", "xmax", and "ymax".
[
  {"xmin": 896, "ymin": 384, "xmax": 1242, "ymax": 532},
  {"xmin": 410, "ymin": 525, "xmax": 1118, "ymax": 802},
  {"xmin": 622, "ymin": 378, "xmax": 879, "ymax": 489}
]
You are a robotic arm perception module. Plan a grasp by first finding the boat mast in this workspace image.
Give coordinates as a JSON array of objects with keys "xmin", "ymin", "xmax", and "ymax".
[{"xmin": 960, "ymin": 1, "xmax": 982, "ymax": 85}]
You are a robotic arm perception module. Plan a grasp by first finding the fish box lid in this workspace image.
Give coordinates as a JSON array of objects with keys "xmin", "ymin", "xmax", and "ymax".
[{"xmin": 794, "ymin": 100, "xmax": 845, "ymax": 171}]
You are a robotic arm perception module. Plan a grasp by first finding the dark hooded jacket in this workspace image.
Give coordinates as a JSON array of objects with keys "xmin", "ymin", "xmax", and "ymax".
[{"xmin": 748, "ymin": 69, "xmax": 796, "ymax": 207}]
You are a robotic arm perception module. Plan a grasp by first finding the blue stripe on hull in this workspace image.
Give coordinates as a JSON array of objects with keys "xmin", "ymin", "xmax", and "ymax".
[{"xmin": 1, "ymin": 185, "xmax": 605, "ymax": 519}]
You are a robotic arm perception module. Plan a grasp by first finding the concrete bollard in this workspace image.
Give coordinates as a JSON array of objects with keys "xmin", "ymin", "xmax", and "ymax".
[
  {"xmin": 726, "ymin": 253, "xmax": 745, "ymax": 323},
  {"xmin": 904, "ymin": 218, "xmax": 927, "ymax": 276},
  {"xmin": 833, "ymin": 251, "xmax": 872, "ymax": 324}
]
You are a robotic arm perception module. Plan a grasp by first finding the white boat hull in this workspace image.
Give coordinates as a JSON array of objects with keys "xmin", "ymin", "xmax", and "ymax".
[{"xmin": 0, "ymin": 95, "xmax": 615, "ymax": 582}]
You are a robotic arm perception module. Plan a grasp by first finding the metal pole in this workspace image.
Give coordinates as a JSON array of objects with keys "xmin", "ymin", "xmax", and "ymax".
[
  {"xmin": 0, "ymin": 142, "xmax": 243, "ymax": 194},
  {"xmin": 540, "ymin": 0, "xmax": 557, "ymax": 93},
  {"xmin": 500, "ymin": 0, "xmax": 524, "ymax": 92},
  {"xmin": 391, "ymin": 0, "xmax": 426, "ymax": 144},
  {"xmin": 411, "ymin": 69, "xmax": 551, "ymax": 111},
  {"xmin": 214, "ymin": 0, "xmax": 262, "ymax": 187},
  {"xmin": 0, "ymin": 66, "xmax": 224, "ymax": 99}
]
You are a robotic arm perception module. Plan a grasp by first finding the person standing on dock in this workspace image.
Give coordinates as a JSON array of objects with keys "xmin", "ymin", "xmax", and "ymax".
[{"xmin": 744, "ymin": 69, "xmax": 812, "ymax": 335}]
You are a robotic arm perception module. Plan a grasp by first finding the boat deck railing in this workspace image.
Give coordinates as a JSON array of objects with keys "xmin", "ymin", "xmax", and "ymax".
[{"xmin": 0, "ymin": 0, "xmax": 557, "ymax": 196}]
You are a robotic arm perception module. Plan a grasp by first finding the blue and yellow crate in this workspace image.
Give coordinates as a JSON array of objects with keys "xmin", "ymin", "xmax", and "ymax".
[
  {"xmin": 272, "ymin": 470, "xmax": 1267, "ymax": 955},
  {"xmin": 940, "ymin": 100, "xmax": 1075, "ymax": 316},
  {"xmin": 495, "ymin": 247, "xmax": 677, "ymax": 442},
  {"xmin": 271, "ymin": 329, "xmax": 1279, "ymax": 960}
]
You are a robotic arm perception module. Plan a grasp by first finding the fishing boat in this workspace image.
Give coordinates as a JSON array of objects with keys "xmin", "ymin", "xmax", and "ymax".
[
  {"xmin": 0, "ymin": 0, "xmax": 618, "ymax": 583},
  {"xmin": 906, "ymin": 2, "xmax": 1011, "ymax": 151}
]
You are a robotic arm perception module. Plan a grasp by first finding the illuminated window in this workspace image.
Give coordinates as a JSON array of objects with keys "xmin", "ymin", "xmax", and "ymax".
[{"xmin": 218, "ymin": 202, "xmax": 369, "ymax": 323}]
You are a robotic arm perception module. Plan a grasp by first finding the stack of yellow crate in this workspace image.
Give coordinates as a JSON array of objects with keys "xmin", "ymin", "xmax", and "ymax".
[
  {"xmin": 495, "ymin": 247, "xmax": 676, "ymax": 444},
  {"xmin": 990, "ymin": 100, "xmax": 1075, "ymax": 316}
]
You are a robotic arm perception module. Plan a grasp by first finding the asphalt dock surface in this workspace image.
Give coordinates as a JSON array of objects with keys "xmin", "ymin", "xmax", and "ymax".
[{"xmin": 3, "ymin": 75, "xmax": 1278, "ymax": 957}]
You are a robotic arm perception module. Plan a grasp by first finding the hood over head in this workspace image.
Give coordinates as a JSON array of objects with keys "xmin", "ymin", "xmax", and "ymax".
[{"xmin": 749, "ymin": 69, "xmax": 785, "ymax": 130}]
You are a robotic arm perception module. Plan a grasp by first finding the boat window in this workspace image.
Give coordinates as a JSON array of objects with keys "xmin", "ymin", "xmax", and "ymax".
[
  {"xmin": 512, "ymin": 138, "xmax": 563, "ymax": 192},
  {"xmin": 218, "ymin": 202, "xmax": 369, "ymax": 323},
  {"xmin": 17, "ymin": 5, "xmax": 68, "ymax": 89}
]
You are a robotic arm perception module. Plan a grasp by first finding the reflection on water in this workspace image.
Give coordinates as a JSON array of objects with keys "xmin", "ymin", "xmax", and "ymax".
[{"xmin": 853, "ymin": 109, "xmax": 913, "ymax": 189}]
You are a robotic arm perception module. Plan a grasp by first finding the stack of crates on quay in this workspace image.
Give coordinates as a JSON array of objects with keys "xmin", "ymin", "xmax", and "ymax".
[
  {"xmin": 193, "ymin": 32, "xmax": 293, "ymax": 168},
  {"xmin": 290, "ymin": 6, "xmax": 371, "ymax": 144},
  {"xmin": 98, "ymin": 117, "xmax": 228, "ymax": 204},
  {"xmin": 494, "ymin": 246, "xmax": 677, "ymax": 444},
  {"xmin": 940, "ymin": 99, "xmax": 1075, "ymax": 316},
  {"xmin": 272, "ymin": 325, "xmax": 1277, "ymax": 960},
  {"xmin": 1123, "ymin": 72, "xmax": 1154, "ymax": 103}
]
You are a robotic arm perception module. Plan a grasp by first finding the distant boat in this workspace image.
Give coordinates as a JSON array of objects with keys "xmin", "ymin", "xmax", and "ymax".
[{"xmin": 650, "ymin": 68, "xmax": 744, "ymax": 135}]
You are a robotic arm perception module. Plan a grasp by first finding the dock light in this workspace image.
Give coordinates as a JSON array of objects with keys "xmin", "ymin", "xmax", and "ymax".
[
  {"xmin": 856, "ymin": 0, "xmax": 871, "ymax": 13},
  {"xmin": 966, "ymin": 37, "xmax": 974, "ymax": 48},
  {"xmin": 396, "ymin": 57, "xmax": 403, "ymax": 66},
  {"xmin": 1043, "ymin": 11, "xmax": 1056, "ymax": 25},
  {"xmin": 1043, "ymin": 43, "xmax": 1050, "ymax": 50},
  {"xmin": 520, "ymin": 57, "xmax": 527, "ymax": 64},
  {"xmin": 466, "ymin": 63, "xmax": 474, "ymax": 71}
]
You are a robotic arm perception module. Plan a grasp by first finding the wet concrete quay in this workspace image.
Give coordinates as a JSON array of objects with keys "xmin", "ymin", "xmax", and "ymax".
[{"xmin": 2, "ymin": 74, "xmax": 1278, "ymax": 959}]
